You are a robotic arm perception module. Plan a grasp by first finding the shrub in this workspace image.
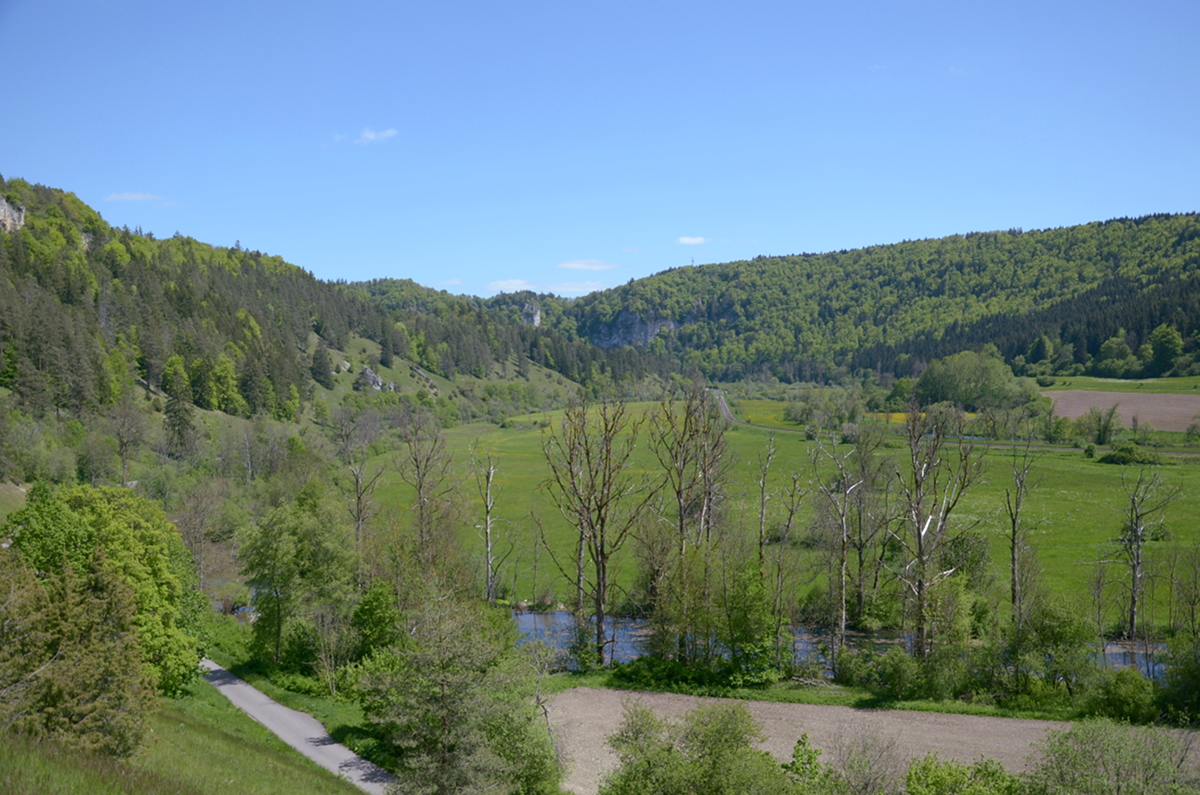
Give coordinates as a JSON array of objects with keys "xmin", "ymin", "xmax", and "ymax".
[{"xmin": 1085, "ymin": 667, "xmax": 1158, "ymax": 723}]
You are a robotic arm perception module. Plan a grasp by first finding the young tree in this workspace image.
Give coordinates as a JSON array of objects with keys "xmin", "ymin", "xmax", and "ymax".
[
  {"xmin": 358, "ymin": 596, "xmax": 561, "ymax": 795},
  {"xmin": 106, "ymin": 391, "xmax": 145, "ymax": 484},
  {"xmin": 646, "ymin": 383, "xmax": 730, "ymax": 664},
  {"xmin": 394, "ymin": 408, "xmax": 459, "ymax": 573}
]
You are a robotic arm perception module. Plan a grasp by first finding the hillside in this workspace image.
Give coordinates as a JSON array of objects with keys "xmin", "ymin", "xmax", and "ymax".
[
  {"xmin": 497, "ymin": 215, "xmax": 1200, "ymax": 382},
  {"xmin": 0, "ymin": 177, "xmax": 659, "ymax": 435}
]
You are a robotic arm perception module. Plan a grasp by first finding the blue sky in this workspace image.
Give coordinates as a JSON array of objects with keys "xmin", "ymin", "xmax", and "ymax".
[{"xmin": 1, "ymin": 1, "xmax": 1197, "ymax": 297}]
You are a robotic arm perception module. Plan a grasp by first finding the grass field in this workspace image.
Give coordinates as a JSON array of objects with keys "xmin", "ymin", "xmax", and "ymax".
[
  {"xmin": 363, "ymin": 401, "xmax": 1200, "ymax": 634},
  {"xmin": 1041, "ymin": 375, "xmax": 1200, "ymax": 393}
]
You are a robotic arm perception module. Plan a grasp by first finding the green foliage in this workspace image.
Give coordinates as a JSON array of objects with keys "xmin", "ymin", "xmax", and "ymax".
[
  {"xmin": 1025, "ymin": 719, "xmax": 1195, "ymax": 795},
  {"xmin": 600, "ymin": 701, "xmax": 800, "ymax": 795},
  {"xmin": 0, "ymin": 547, "xmax": 155, "ymax": 757},
  {"xmin": 3, "ymin": 484, "xmax": 202, "ymax": 694},
  {"xmin": 916, "ymin": 349, "xmax": 1025, "ymax": 411},
  {"xmin": 1098, "ymin": 442, "xmax": 1161, "ymax": 466},
  {"xmin": 1085, "ymin": 666, "xmax": 1158, "ymax": 723},
  {"xmin": 906, "ymin": 754, "xmax": 1024, "ymax": 795},
  {"xmin": 357, "ymin": 596, "xmax": 561, "ymax": 795},
  {"xmin": 1160, "ymin": 632, "xmax": 1200, "ymax": 721},
  {"xmin": 238, "ymin": 483, "xmax": 355, "ymax": 667}
]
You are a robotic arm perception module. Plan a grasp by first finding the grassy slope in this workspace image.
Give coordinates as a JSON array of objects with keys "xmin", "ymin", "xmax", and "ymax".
[{"xmin": 0, "ymin": 679, "xmax": 363, "ymax": 795}]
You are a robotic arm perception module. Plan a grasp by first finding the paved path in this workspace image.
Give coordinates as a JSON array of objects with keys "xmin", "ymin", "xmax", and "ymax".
[{"xmin": 201, "ymin": 659, "xmax": 394, "ymax": 795}]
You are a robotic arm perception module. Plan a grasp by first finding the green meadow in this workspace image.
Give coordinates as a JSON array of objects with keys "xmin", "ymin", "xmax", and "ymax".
[{"xmin": 368, "ymin": 401, "xmax": 1200, "ymax": 631}]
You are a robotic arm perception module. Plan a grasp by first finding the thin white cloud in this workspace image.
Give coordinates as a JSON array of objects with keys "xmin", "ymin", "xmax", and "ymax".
[
  {"xmin": 357, "ymin": 127, "xmax": 398, "ymax": 144},
  {"xmin": 557, "ymin": 259, "xmax": 618, "ymax": 271},
  {"xmin": 678, "ymin": 236, "xmax": 707, "ymax": 245},
  {"xmin": 549, "ymin": 281, "xmax": 606, "ymax": 296},
  {"xmin": 106, "ymin": 192, "xmax": 165, "ymax": 202},
  {"xmin": 488, "ymin": 279, "xmax": 536, "ymax": 293},
  {"xmin": 439, "ymin": 278, "xmax": 463, "ymax": 286}
]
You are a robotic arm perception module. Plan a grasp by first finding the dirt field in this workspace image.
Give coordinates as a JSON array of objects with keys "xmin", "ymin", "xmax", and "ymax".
[
  {"xmin": 547, "ymin": 687, "xmax": 1066, "ymax": 795},
  {"xmin": 1043, "ymin": 390, "xmax": 1200, "ymax": 432}
]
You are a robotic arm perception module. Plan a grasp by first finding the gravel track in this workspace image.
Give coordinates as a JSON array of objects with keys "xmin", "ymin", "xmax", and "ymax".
[{"xmin": 547, "ymin": 687, "xmax": 1067, "ymax": 795}]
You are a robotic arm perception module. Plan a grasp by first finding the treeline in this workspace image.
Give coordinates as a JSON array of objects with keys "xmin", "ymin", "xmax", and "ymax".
[
  {"xmin": 0, "ymin": 176, "xmax": 662, "ymax": 430},
  {"xmin": 354, "ymin": 278, "xmax": 668, "ymax": 386},
  {"xmin": 855, "ymin": 274, "xmax": 1200, "ymax": 379},
  {"xmin": 507, "ymin": 214, "xmax": 1200, "ymax": 382}
]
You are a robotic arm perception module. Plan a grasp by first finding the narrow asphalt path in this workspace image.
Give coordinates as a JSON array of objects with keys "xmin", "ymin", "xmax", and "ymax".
[{"xmin": 200, "ymin": 659, "xmax": 394, "ymax": 795}]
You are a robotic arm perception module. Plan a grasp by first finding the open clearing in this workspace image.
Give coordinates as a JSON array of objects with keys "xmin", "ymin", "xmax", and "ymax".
[
  {"xmin": 547, "ymin": 687, "xmax": 1066, "ymax": 795},
  {"xmin": 1043, "ymin": 390, "xmax": 1200, "ymax": 431}
]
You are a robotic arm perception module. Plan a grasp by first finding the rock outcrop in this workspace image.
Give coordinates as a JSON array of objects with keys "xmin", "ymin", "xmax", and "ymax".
[
  {"xmin": 0, "ymin": 196, "xmax": 25, "ymax": 233},
  {"xmin": 587, "ymin": 309, "xmax": 679, "ymax": 348}
]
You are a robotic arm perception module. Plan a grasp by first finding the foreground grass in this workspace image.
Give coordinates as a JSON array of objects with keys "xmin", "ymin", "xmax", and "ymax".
[{"xmin": 0, "ymin": 679, "xmax": 363, "ymax": 795}]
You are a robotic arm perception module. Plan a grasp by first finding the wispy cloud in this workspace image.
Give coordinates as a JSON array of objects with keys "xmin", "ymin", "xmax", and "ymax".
[
  {"xmin": 488, "ymin": 279, "xmax": 536, "ymax": 293},
  {"xmin": 557, "ymin": 259, "xmax": 618, "ymax": 271},
  {"xmin": 678, "ymin": 236, "xmax": 707, "ymax": 245},
  {"xmin": 357, "ymin": 127, "xmax": 398, "ymax": 144},
  {"xmin": 106, "ymin": 192, "xmax": 165, "ymax": 202},
  {"xmin": 438, "ymin": 278, "xmax": 463, "ymax": 286},
  {"xmin": 549, "ymin": 281, "xmax": 606, "ymax": 296}
]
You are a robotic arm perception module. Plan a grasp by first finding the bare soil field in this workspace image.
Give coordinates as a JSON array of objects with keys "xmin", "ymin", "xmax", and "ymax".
[
  {"xmin": 547, "ymin": 687, "xmax": 1066, "ymax": 795},
  {"xmin": 1043, "ymin": 390, "xmax": 1200, "ymax": 432}
]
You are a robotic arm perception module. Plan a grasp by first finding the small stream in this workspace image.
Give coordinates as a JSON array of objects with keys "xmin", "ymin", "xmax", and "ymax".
[{"xmin": 514, "ymin": 611, "xmax": 1165, "ymax": 677}]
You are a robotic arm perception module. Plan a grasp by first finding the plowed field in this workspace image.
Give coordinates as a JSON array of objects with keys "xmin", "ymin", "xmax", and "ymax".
[{"xmin": 1043, "ymin": 390, "xmax": 1200, "ymax": 432}]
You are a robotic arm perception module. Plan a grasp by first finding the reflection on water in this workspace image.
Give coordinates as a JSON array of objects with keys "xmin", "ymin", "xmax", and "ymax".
[
  {"xmin": 514, "ymin": 611, "xmax": 1165, "ymax": 678},
  {"xmin": 514, "ymin": 611, "xmax": 648, "ymax": 664}
]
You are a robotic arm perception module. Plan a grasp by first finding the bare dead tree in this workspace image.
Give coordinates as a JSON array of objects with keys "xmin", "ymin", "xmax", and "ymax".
[
  {"xmin": 771, "ymin": 470, "xmax": 807, "ymax": 671},
  {"xmin": 755, "ymin": 435, "xmax": 777, "ymax": 582},
  {"xmin": 106, "ymin": 391, "xmax": 145, "ymax": 485},
  {"xmin": 890, "ymin": 400, "xmax": 985, "ymax": 661},
  {"xmin": 1003, "ymin": 432, "xmax": 1040, "ymax": 636},
  {"xmin": 394, "ymin": 409, "xmax": 459, "ymax": 573},
  {"xmin": 541, "ymin": 392, "xmax": 658, "ymax": 667},
  {"xmin": 174, "ymin": 478, "xmax": 228, "ymax": 591},
  {"xmin": 1115, "ymin": 468, "xmax": 1179, "ymax": 639},
  {"xmin": 469, "ymin": 442, "xmax": 504, "ymax": 603},
  {"xmin": 811, "ymin": 431, "xmax": 863, "ymax": 655}
]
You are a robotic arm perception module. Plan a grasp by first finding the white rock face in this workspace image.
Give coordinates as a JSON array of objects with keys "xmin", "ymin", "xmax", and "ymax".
[{"xmin": 0, "ymin": 196, "xmax": 25, "ymax": 233}]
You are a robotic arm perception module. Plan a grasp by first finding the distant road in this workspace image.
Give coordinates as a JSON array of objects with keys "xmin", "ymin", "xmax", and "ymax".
[
  {"xmin": 714, "ymin": 391, "xmax": 803, "ymax": 433},
  {"xmin": 201, "ymin": 659, "xmax": 394, "ymax": 795}
]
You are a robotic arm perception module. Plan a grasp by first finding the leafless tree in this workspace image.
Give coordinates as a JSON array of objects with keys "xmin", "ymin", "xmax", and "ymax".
[
  {"xmin": 106, "ymin": 391, "xmax": 145, "ymax": 485},
  {"xmin": 470, "ymin": 442, "xmax": 509, "ymax": 603},
  {"xmin": 394, "ymin": 409, "xmax": 458, "ymax": 571},
  {"xmin": 1003, "ymin": 432, "xmax": 1040, "ymax": 635},
  {"xmin": 891, "ymin": 400, "xmax": 985, "ymax": 661},
  {"xmin": 174, "ymin": 478, "xmax": 228, "ymax": 591},
  {"xmin": 1115, "ymin": 468, "xmax": 1179, "ymax": 639},
  {"xmin": 541, "ymin": 392, "xmax": 658, "ymax": 667}
]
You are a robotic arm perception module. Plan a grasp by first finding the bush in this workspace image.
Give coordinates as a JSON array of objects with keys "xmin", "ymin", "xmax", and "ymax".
[
  {"xmin": 1085, "ymin": 667, "xmax": 1158, "ymax": 723},
  {"xmin": 1026, "ymin": 720, "xmax": 1194, "ymax": 795},
  {"xmin": 1097, "ymin": 442, "xmax": 1160, "ymax": 466}
]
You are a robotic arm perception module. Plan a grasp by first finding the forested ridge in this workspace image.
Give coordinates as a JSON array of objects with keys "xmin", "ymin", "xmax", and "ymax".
[
  {"xmin": 0, "ymin": 176, "xmax": 658, "ymax": 427},
  {"xmin": 503, "ymin": 214, "xmax": 1200, "ymax": 381}
]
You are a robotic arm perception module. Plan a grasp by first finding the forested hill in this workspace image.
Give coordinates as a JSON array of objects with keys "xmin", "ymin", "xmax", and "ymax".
[
  {"xmin": 508, "ymin": 215, "xmax": 1200, "ymax": 381},
  {"xmin": 0, "ymin": 176, "xmax": 658, "ymax": 422}
]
